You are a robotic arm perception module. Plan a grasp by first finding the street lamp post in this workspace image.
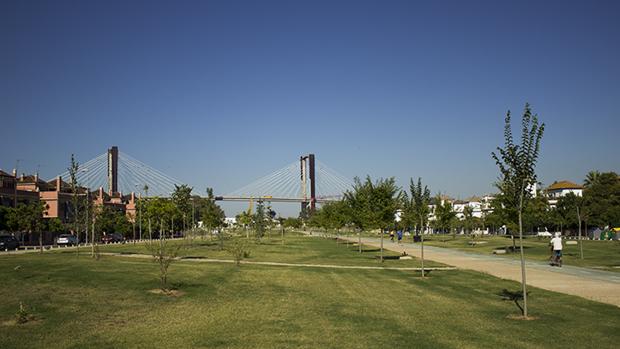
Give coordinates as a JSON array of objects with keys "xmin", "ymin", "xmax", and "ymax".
[
  {"xmin": 191, "ymin": 197, "xmax": 195, "ymax": 229},
  {"xmin": 135, "ymin": 184, "xmax": 143, "ymax": 241}
]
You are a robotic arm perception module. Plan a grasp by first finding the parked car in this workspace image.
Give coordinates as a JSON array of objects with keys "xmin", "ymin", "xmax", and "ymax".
[
  {"xmin": 56, "ymin": 234, "xmax": 79, "ymax": 246},
  {"xmin": 0, "ymin": 235, "xmax": 20, "ymax": 250},
  {"xmin": 101, "ymin": 233, "xmax": 125, "ymax": 244}
]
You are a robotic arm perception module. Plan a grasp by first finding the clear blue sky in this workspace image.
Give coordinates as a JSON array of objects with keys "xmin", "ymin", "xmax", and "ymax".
[{"xmin": 2, "ymin": 0, "xmax": 619, "ymax": 216}]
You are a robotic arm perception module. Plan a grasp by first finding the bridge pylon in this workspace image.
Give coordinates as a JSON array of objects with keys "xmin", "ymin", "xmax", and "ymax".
[{"xmin": 300, "ymin": 154, "xmax": 316, "ymax": 212}]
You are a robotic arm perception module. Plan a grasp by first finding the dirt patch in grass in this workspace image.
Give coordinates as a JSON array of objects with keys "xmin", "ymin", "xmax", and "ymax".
[
  {"xmin": 506, "ymin": 314, "xmax": 539, "ymax": 321},
  {"xmin": 2, "ymin": 318, "xmax": 42, "ymax": 327},
  {"xmin": 148, "ymin": 289, "xmax": 185, "ymax": 297}
]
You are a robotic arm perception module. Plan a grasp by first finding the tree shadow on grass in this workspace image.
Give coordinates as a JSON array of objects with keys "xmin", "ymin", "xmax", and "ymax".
[{"xmin": 357, "ymin": 248, "xmax": 380, "ymax": 253}]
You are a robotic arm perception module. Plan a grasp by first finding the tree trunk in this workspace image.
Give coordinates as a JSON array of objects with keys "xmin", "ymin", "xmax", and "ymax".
[
  {"xmin": 577, "ymin": 207, "xmax": 583, "ymax": 259},
  {"xmin": 420, "ymin": 217, "xmax": 425, "ymax": 278},
  {"xmin": 38, "ymin": 231, "xmax": 42, "ymax": 254},
  {"xmin": 358, "ymin": 231, "xmax": 362, "ymax": 253},
  {"xmin": 518, "ymin": 192, "xmax": 528, "ymax": 318},
  {"xmin": 91, "ymin": 220, "xmax": 95, "ymax": 258},
  {"xmin": 380, "ymin": 228, "xmax": 384, "ymax": 263}
]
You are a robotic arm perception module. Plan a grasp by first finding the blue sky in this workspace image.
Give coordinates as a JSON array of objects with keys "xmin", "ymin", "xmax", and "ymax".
[{"xmin": 2, "ymin": 0, "xmax": 619, "ymax": 216}]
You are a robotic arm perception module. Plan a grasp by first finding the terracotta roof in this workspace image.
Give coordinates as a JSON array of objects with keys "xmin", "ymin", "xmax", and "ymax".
[
  {"xmin": 547, "ymin": 180, "xmax": 583, "ymax": 191},
  {"xmin": 466, "ymin": 196, "xmax": 482, "ymax": 202},
  {"xmin": 17, "ymin": 175, "xmax": 47, "ymax": 185},
  {"xmin": 0, "ymin": 169, "xmax": 13, "ymax": 177}
]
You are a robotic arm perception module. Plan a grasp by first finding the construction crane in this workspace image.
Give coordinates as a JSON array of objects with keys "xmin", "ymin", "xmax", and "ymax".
[{"xmin": 246, "ymin": 196, "xmax": 272, "ymax": 215}]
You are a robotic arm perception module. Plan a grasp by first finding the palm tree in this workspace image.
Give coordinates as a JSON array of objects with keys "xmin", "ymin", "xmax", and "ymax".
[{"xmin": 584, "ymin": 170, "xmax": 601, "ymax": 188}]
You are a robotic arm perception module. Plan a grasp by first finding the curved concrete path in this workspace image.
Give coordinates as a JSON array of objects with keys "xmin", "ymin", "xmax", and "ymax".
[{"xmin": 346, "ymin": 237, "xmax": 620, "ymax": 307}]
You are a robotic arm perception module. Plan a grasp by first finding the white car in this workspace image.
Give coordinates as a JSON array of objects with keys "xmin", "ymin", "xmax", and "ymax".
[
  {"xmin": 536, "ymin": 231, "xmax": 552, "ymax": 237},
  {"xmin": 56, "ymin": 234, "xmax": 79, "ymax": 246}
]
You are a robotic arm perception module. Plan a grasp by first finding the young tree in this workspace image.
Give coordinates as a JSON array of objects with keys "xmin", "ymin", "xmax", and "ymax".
[
  {"xmin": 254, "ymin": 201, "xmax": 267, "ymax": 241},
  {"xmin": 67, "ymin": 154, "xmax": 80, "ymax": 257},
  {"xmin": 435, "ymin": 197, "xmax": 456, "ymax": 235},
  {"xmin": 171, "ymin": 184, "xmax": 193, "ymax": 230},
  {"xmin": 344, "ymin": 176, "xmax": 401, "ymax": 261},
  {"xmin": 491, "ymin": 103, "xmax": 545, "ymax": 318},
  {"xmin": 199, "ymin": 188, "xmax": 225, "ymax": 240},
  {"xmin": 323, "ymin": 200, "xmax": 351, "ymax": 236},
  {"xmin": 403, "ymin": 178, "xmax": 431, "ymax": 277},
  {"xmin": 146, "ymin": 234, "xmax": 185, "ymax": 291},
  {"xmin": 462, "ymin": 206, "xmax": 475, "ymax": 234},
  {"xmin": 558, "ymin": 193, "xmax": 585, "ymax": 258}
]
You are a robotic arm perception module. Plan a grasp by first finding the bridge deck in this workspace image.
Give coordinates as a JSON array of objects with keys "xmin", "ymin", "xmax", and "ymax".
[{"xmin": 215, "ymin": 196, "xmax": 339, "ymax": 203}]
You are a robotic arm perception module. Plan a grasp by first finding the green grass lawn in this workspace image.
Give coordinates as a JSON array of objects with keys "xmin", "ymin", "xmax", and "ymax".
[
  {"xmin": 421, "ymin": 234, "xmax": 620, "ymax": 271},
  {"xmin": 1, "ymin": 235, "xmax": 619, "ymax": 348},
  {"xmin": 94, "ymin": 233, "xmax": 445, "ymax": 268}
]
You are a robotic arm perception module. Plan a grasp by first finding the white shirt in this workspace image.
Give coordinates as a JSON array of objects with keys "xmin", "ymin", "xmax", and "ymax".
[{"xmin": 550, "ymin": 237, "xmax": 563, "ymax": 250}]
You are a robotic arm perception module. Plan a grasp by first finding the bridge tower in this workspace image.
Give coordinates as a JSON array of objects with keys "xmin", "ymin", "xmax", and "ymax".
[
  {"xmin": 300, "ymin": 154, "xmax": 316, "ymax": 212},
  {"xmin": 107, "ymin": 146, "xmax": 118, "ymax": 195}
]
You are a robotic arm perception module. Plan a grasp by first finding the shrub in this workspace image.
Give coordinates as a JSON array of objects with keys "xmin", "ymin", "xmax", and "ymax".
[{"xmin": 226, "ymin": 239, "xmax": 250, "ymax": 266}]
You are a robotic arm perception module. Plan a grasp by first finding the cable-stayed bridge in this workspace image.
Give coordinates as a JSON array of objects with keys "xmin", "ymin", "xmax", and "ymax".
[
  {"xmin": 54, "ymin": 146, "xmax": 181, "ymax": 197},
  {"xmin": 54, "ymin": 147, "xmax": 353, "ymax": 209},
  {"xmin": 216, "ymin": 154, "xmax": 353, "ymax": 210}
]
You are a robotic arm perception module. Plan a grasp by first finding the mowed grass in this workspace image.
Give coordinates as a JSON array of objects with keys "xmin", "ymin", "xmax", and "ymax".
[
  {"xmin": 421, "ymin": 235, "xmax": 620, "ymax": 271},
  {"xmin": 0, "ymin": 237, "xmax": 619, "ymax": 348},
  {"xmin": 94, "ymin": 233, "xmax": 445, "ymax": 268}
]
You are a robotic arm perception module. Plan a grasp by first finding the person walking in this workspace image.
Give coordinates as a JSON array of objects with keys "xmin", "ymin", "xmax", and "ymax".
[{"xmin": 549, "ymin": 232, "xmax": 563, "ymax": 267}]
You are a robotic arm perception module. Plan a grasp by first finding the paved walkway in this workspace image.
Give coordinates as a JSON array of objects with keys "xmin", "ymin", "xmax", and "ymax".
[{"xmin": 344, "ymin": 237, "xmax": 620, "ymax": 307}]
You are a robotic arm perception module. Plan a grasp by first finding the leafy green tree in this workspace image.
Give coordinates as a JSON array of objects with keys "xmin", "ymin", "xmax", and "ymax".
[
  {"xmin": 0, "ymin": 206, "xmax": 11, "ymax": 231},
  {"xmin": 435, "ymin": 198, "xmax": 456, "ymax": 234},
  {"xmin": 171, "ymin": 184, "xmax": 193, "ymax": 230},
  {"xmin": 236, "ymin": 211, "xmax": 253, "ymax": 238},
  {"xmin": 144, "ymin": 197, "xmax": 179, "ymax": 238},
  {"xmin": 483, "ymin": 206, "xmax": 504, "ymax": 235},
  {"xmin": 557, "ymin": 193, "xmax": 585, "ymax": 258},
  {"xmin": 402, "ymin": 178, "xmax": 431, "ymax": 276},
  {"xmin": 582, "ymin": 172, "xmax": 620, "ymax": 228},
  {"xmin": 491, "ymin": 103, "xmax": 545, "ymax": 318},
  {"xmin": 199, "ymin": 188, "xmax": 225, "ymax": 238},
  {"xmin": 522, "ymin": 195, "xmax": 552, "ymax": 234},
  {"xmin": 7, "ymin": 201, "xmax": 47, "ymax": 252},
  {"xmin": 94, "ymin": 206, "xmax": 130, "ymax": 237},
  {"xmin": 253, "ymin": 201, "xmax": 267, "ymax": 241},
  {"xmin": 322, "ymin": 200, "xmax": 350, "ymax": 234},
  {"xmin": 462, "ymin": 206, "xmax": 476, "ymax": 234},
  {"xmin": 344, "ymin": 176, "xmax": 401, "ymax": 261},
  {"xmin": 282, "ymin": 217, "xmax": 302, "ymax": 229},
  {"xmin": 47, "ymin": 218, "xmax": 66, "ymax": 234}
]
